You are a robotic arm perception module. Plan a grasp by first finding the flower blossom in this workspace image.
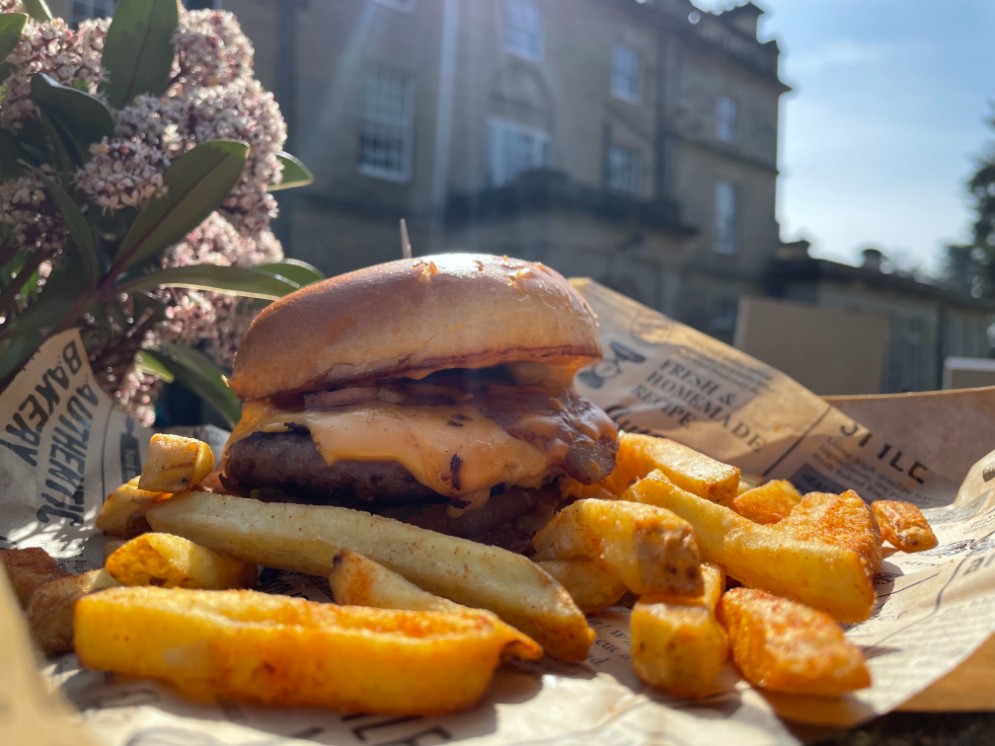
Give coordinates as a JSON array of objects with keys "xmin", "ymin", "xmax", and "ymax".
[
  {"xmin": 172, "ymin": 9, "xmax": 255, "ymax": 91},
  {"xmin": 113, "ymin": 94, "xmax": 187, "ymax": 158},
  {"xmin": 156, "ymin": 213, "xmax": 265, "ymax": 372},
  {"xmin": 75, "ymin": 138, "xmax": 169, "ymax": 213},
  {"xmin": 0, "ymin": 173, "xmax": 65, "ymax": 256},
  {"xmin": 0, "ymin": 16, "xmax": 105, "ymax": 130}
]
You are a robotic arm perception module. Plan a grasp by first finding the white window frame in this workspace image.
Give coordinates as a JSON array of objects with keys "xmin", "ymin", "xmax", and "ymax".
[
  {"xmin": 610, "ymin": 44, "xmax": 642, "ymax": 103},
  {"xmin": 714, "ymin": 181, "xmax": 739, "ymax": 255},
  {"xmin": 358, "ymin": 68, "xmax": 415, "ymax": 183},
  {"xmin": 371, "ymin": 0, "xmax": 416, "ymax": 12},
  {"xmin": 71, "ymin": 0, "xmax": 117, "ymax": 23},
  {"xmin": 487, "ymin": 117, "xmax": 551, "ymax": 187},
  {"xmin": 607, "ymin": 144, "xmax": 642, "ymax": 196},
  {"xmin": 716, "ymin": 95, "xmax": 738, "ymax": 144},
  {"xmin": 504, "ymin": 0, "xmax": 545, "ymax": 62}
]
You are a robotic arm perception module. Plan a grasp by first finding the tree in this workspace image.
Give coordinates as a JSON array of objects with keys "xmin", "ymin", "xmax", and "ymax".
[{"xmin": 956, "ymin": 105, "xmax": 995, "ymax": 297}]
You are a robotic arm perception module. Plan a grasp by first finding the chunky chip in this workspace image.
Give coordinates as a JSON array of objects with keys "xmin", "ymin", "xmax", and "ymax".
[
  {"xmin": 560, "ymin": 431, "xmax": 741, "ymax": 504},
  {"xmin": 616, "ymin": 432, "xmax": 741, "ymax": 504},
  {"xmin": 0, "ymin": 547, "xmax": 68, "ymax": 607},
  {"xmin": 329, "ymin": 550, "xmax": 542, "ymax": 661},
  {"xmin": 623, "ymin": 471, "xmax": 875, "ymax": 622},
  {"xmin": 148, "ymin": 491, "xmax": 593, "ymax": 661},
  {"xmin": 532, "ymin": 498, "xmax": 702, "ymax": 597},
  {"xmin": 138, "ymin": 434, "xmax": 214, "ymax": 493},
  {"xmin": 96, "ymin": 477, "xmax": 173, "ymax": 538},
  {"xmin": 631, "ymin": 563, "xmax": 728, "ymax": 698},
  {"xmin": 776, "ymin": 491, "xmax": 882, "ymax": 577},
  {"xmin": 730, "ymin": 480, "xmax": 801, "ymax": 524},
  {"xmin": 720, "ymin": 587, "xmax": 871, "ymax": 697},
  {"xmin": 872, "ymin": 500, "xmax": 938, "ymax": 552},
  {"xmin": 105, "ymin": 533, "xmax": 257, "ymax": 590},
  {"xmin": 28, "ymin": 569, "xmax": 118, "ymax": 656},
  {"xmin": 534, "ymin": 558, "xmax": 628, "ymax": 614},
  {"xmin": 75, "ymin": 586, "xmax": 539, "ymax": 714}
]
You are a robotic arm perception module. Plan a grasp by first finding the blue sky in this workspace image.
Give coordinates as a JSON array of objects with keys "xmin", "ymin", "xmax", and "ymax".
[{"xmin": 697, "ymin": 0, "xmax": 995, "ymax": 275}]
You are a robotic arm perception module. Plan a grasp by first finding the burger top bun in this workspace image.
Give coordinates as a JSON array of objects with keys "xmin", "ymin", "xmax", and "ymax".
[{"xmin": 228, "ymin": 253, "xmax": 603, "ymax": 401}]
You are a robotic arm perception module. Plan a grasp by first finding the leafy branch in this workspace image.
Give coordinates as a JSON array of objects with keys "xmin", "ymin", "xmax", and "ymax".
[{"xmin": 0, "ymin": 0, "xmax": 319, "ymax": 425}]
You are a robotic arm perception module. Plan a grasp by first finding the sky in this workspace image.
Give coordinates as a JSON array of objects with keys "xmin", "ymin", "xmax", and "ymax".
[{"xmin": 696, "ymin": 0, "xmax": 995, "ymax": 276}]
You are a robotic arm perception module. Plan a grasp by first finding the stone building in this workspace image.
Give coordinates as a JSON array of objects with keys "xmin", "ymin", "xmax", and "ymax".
[
  {"xmin": 764, "ymin": 245, "xmax": 995, "ymax": 392},
  {"xmin": 228, "ymin": 0, "xmax": 789, "ymax": 344}
]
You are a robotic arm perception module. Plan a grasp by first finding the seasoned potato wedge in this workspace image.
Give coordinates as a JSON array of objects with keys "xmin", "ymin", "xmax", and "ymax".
[
  {"xmin": 148, "ymin": 491, "xmax": 593, "ymax": 661},
  {"xmin": 720, "ymin": 587, "xmax": 870, "ymax": 697},
  {"xmin": 75, "ymin": 586, "xmax": 539, "ymax": 714},
  {"xmin": 622, "ymin": 471, "xmax": 875, "ymax": 622},
  {"xmin": 329, "ymin": 550, "xmax": 542, "ymax": 661},
  {"xmin": 777, "ymin": 491, "xmax": 882, "ymax": 577},
  {"xmin": 872, "ymin": 500, "xmax": 938, "ymax": 552}
]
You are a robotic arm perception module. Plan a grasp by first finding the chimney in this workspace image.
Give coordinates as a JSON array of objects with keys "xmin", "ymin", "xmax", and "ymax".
[{"xmin": 861, "ymin": 247, "xmax": 885, "ymax": 272}]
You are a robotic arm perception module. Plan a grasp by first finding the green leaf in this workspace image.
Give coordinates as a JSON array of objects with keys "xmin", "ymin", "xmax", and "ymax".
[
  {"xmin": 0, "ymin": 61, "xmax": 13, "ymax": 83},
  {"xmin": 256, "ymin": 258, "xmax": 325, "ymax": 287},
  {"xmin": 114, "ymin": 140, "xmax": 249, "ymax": 271},
  {"xmin": 270, "ymin": 151, "xmax": 314, "ymax": 191},
  {"xmin": 35, "ymin": 171, "xmax": 101, "ymax": 288},
  {"xmin": 14, "ymin": 246, "xmax": 93, "ymax": 335},
  {"xmin": 135, "ymin": 349, "xmax": 174, "ymax": 383},
  {"xmin": 37, "ymin": 111, "xmax": 74, "ymax": 173},
  {"xmin": 144, "ymin": 343, "xmax": 241, "ymax": 428},
  {"xmin": 0, "ymin": 129, "xmax": 29, "ymax": 179},
  {"xmin": 101, "ymin": 0, "xmax": 179, "ymax": 108},
  {"xmin": 0, "ymin": 13, "xmax": 27, "ymax": 62},
  {"xmin": 0, "ymin": 331, "xmax": 42, "ymax": 386},
  {"xmin": 21, "ymin": 0, "xmax": 51, "ymax": 22},
  {"xmin": 2, "ymin": 289, "xmax": 74, "ymax": 338},
  {"xmin": 116, "ymin": 264, "xmax": 300, "ymax": 300},
  {"xmin": 30, "ymin": 74, "xmax": 114, "ymax": 164}
]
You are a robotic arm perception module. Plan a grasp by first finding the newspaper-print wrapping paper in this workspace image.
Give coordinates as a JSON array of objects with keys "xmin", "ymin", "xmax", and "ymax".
[{"xmin": 1, "ymin": 280, "xmax": 994, "ymax": 746}]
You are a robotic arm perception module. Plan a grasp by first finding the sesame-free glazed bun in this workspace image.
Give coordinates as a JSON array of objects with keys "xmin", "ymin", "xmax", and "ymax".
[{"xmin": 228, "ymin": 253, "xmax": 602, "ymax": 401}]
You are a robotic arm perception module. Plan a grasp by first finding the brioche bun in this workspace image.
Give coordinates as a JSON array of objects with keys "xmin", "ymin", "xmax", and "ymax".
[{"xmin": 228, "ymin": 253, "xmax": 602, "ymax": 401}]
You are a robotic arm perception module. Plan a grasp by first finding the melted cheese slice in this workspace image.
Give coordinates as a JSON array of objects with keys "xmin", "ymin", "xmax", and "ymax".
[{"xmin": 228, "ymin": 401, "xmax": 551, "ymax": 498}]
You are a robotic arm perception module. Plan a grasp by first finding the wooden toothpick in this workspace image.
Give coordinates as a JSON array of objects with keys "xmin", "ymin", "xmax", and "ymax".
[{"xmin": 400, "ymin": 219, "xmax": 412, "ymax": 259}]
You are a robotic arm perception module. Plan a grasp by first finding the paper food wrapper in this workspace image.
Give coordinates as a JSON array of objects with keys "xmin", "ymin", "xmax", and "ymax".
[{"xmin": 2, "ymin": 280, "xmax": 995, "ymax": 745}]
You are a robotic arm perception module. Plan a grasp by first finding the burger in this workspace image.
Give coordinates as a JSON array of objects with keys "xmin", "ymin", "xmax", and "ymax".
[{"xmin": 220, "ymin": 253, "xmax": 618, "ymax": 551}]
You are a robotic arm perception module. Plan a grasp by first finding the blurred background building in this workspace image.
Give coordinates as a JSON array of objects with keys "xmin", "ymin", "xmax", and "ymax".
[
  {"xmin": 54, "ymin": 0, "xmax": 995, "ymax": 394},
  {"xmin": 231, "ymin": 0, "xmax": 788, "ymax": 345}
]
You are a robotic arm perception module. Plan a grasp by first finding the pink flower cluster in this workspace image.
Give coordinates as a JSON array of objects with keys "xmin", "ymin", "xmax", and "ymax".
[
  {"xmin": 0, "ymin": 171, "xmax": 65, "ymax": 257},
  {"xmin": 0, "ymin": 13, "xmax": 105, "ymax": 130},
  {"xmin": 0, "ymin": 6, "xmax": 294, "ymax": 424},
  {"xmin": 76, "ymin": 138, "xmax": 168, "ymax": 213}
]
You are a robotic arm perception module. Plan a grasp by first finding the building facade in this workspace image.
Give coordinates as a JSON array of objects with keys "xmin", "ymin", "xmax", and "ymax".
[
  {"xmin": 227, "ymin": 0, "xmax": 789, "ymax": 343},
  {"xmin": 766, "ymin": 245, "xmax": 995, "ymax": 392}
]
